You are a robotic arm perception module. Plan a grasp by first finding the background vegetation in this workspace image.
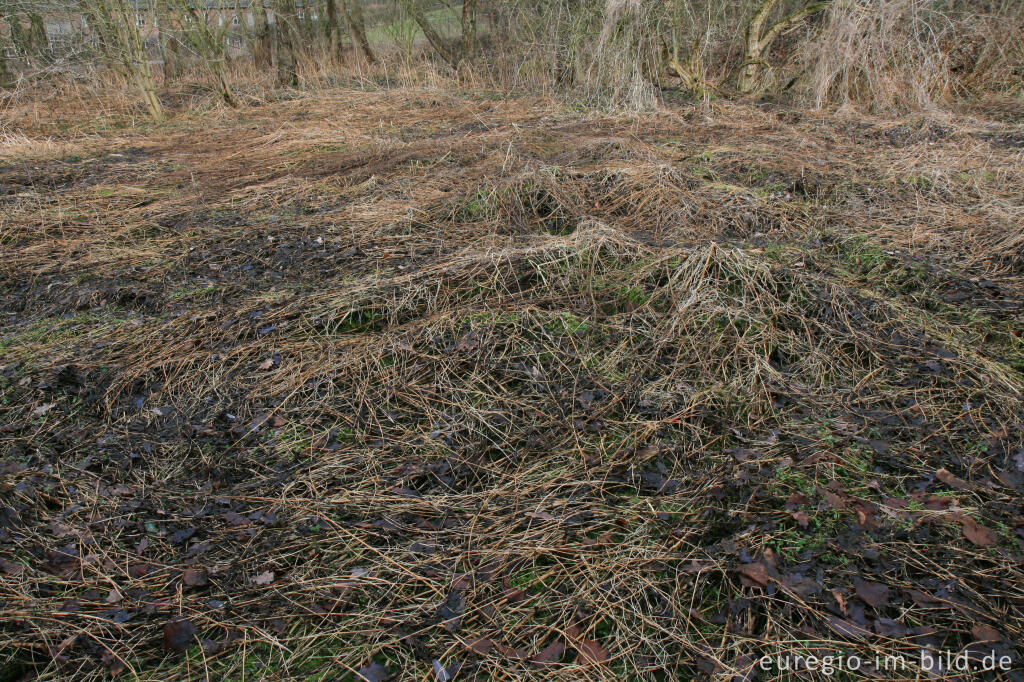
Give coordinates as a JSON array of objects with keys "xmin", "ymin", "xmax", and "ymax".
[{"xmin": 1, "ymin": 0, "xmax": 1023, "ymax": 120}]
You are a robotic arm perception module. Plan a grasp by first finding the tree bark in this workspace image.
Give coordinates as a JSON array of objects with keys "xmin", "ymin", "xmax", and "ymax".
[
  {"xmin": 0, "ymin": 44, "xmax": 12, "ymax": 87},
  {"xmin": 270, "ymin": 8, "xmax": 297, "ymax": 86},
  {"xmin": 737, "ymin": 0, "xmax": 828, "ymax": 94},
  {"xmin": 461, "ymin": 0, "xmax": 477, "ymax": 61},
  {"xmin": 340, "ymin": 0, "xmax": 374, "ymax": 63},
  {"xmin": 325, "ymin": 0, "xmax": 342, "ymax": 60},
  {"xmin": 404, "ymin": 0, "xmax": 458, "ymax": 67},
  {"xmin": 78, "ymin": 0, "xmax": 165, "ymax": 122},
  {"xmin": 249, "ymin": 0, "xmax": 272, "ymax": 68}
]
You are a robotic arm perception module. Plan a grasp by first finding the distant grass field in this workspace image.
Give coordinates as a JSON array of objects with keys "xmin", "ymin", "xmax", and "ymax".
[{"xmin": 367, "ymin": 6, "xmax": 460, "ymax": 48}]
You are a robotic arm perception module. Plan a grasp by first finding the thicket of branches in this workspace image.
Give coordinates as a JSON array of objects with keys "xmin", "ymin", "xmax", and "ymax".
[{"xmin": 2, "ymin": 0, "xmax": 1022, "ymax": 117}]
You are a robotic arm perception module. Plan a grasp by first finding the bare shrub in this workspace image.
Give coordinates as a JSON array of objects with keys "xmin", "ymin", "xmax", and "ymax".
[{"xmin": 799, "ymin": 0, "xmax": 1024, "ymax": 112}]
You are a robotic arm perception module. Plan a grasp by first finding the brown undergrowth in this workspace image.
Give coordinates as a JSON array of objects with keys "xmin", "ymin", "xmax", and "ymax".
[{"xmin": 1, "ymin": 88, "xmax": 1023, "ymax": 680}]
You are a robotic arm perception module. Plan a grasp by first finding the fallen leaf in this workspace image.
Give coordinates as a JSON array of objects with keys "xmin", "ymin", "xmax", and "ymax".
[
  {"xmin": 852, "ymin": 501, "xmax": 878, "ymax": 529},
  {"xmin": 0, "ymin": 558, "xmax": 24, "ymax": 576},
  {"xmin": 201, "ymin": 639, "xmax": 225, "ymax": 655},
  {"xmin": 936, "ymin": 468, "xmax": 969, "ymax": 491},
  {"xmin": 101, "ymin": 648, "xmax": 126, "ymax": 675},
  {"xmin": 855, "ymin": 579, "xmax": 890, "ymax": 609},
  {"xmin": 908, "ymin": 589, "xmax": 942, "ymax": 607},
  {"xmin": 831, "ymin": 589, "xmax": 848, "ymax": 616},
  {"xmin": 738, "ymin": 561, "xmax": 773, "ymax": 587},
  {"xmin": 576, "ymin": 639, "xmax": 609, "ymax": 665},
  {"xmin": 823, "ymin": 490, "xmax": 848, "ymax": 511},
  {"xmin": 873, "ymin": 617, "xmax": 908, "ymax": 638},
  {"xmin": 785, "ymin": 492, "xmax": 808, "ymax": 509},
  {"xmin": 465, "ymin": 637, "xmax": 493, "ymax": 655},
  {"xmin": 105, "ymin": 589, "xmax": 123, "ymax": 604},
  {"xmin": 253, "ymin": 570, "xmax": 275, "ymax": 586},
  {"xmin": 951, "ymin": 513, "xmax": 997, "ymax": 547},
  {"xmin": 258, "ymin": 358, "xmax": 275, "ymax": 370},
  {"xmin": 182, "ymin": 568, "xmax": 208, "ymax": 587},
  {"xmin": 824, "ymin": 614, "xmax": 866, "ymax": 640},
  {"xmin": 531, "ymin": 640, "xmax": 565, "ymax": 663},
  {"xmin": 972, "ymin": 624, "xmax": 1001, "ymax": 642},
  {"xmin": 33, "ymin": 403, "xmax": 57, "ymax": 417},
  {"xmin": 127, "ymin": 564, "xmax": 150, "ymax": 579},
  {"xmin": 495, "ymin": 643, "xmax": 528, "ymax": 659},
  {"xmin": 356, "ymin": 662, "xmax": 390, "ymax": 682},
  {"xmin": 791, "ymin": 511, "xmax": 810, "ymax": 528},
  {"xmin": 731, "ymin": 448, "xmax": 760, "ymax": 463},
  {"xmin": 162, "ymin": 618, "xmax": 196, "ymax": 652},
  {"xmin": 504, "ymin": 588, "xmax": 527, "ymax": 603}
]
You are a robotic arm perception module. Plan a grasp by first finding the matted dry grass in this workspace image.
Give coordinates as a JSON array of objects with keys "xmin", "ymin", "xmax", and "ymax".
[{"xmin": 1, "ymin": 87, "xmax": 1023, "ymax": 680}]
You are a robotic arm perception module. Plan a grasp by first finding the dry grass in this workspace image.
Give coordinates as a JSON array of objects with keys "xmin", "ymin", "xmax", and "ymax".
[
  {"xmin": 1, "ymin": 86, "xmax": 1023, "ymax": 680},
  {"xmin": 798, "ymin": 0, "xmax": 1024, "ymax": 113}
]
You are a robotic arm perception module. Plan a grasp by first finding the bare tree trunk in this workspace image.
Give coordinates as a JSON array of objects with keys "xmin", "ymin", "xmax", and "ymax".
[
  {"xmin": 340, "ymin": 0, "xmax": 374, "ymax": 63},
  {"xmin": 461, "ymin": 0, "xmax": 477, "ymax": 60},
  {"xmin": 213, "ymin": 58, "xmax": 237, "ymax": 106},
  {"xmin": 665, "ymin": 37, "xmax": 709, "ymax": 97},
  {"xmin": 270, "ymin": 6, "xmax": 297, "ymax": 86},
  {"xmin": 166, "ymin": 0, "xmax": 238, "ymax": 107},
  {"xmin": 0, "ymin": 47, "xmax": 12, "ymax": 87},
  {"xmin": 78, "ymin": 0, "xmax": 165, "ymax": 122},
  {"xmin": 403, "ymin": 0, "xmax": 458, "ymax": 67},
  {"xmin": 325, "ymin": 0, "xmax": 342, "ymax": 60},
  {"xmin": 737, "ymin": 0, "xmax": 828, "ymax": 94},
  {"xmin": 27, "ymin": 10, "xmax": 46, "ymax": 64},
  {"xmin": 136, "ymin": 63, "xmax": 164, "ymax": 122},
  {"xmin": 4, "ymin": 11, "xmax": 31, "ymax": 66},
  {"xmin": 250, "ymin": 0, "xmax": 273, "ymax": 69}
]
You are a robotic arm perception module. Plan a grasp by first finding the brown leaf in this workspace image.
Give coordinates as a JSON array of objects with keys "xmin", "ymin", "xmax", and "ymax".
[
  {"xmin": 504, "ymin": 588, "xmax": 527, "ymax": 603},
  {"xmin": 831, "ymin": 589, "xmax": 848, "ymax": 616},
  {"xmin": 935, "ymin": 468, "xmax": 969, "ymax": 491},
  {"xmin": 738, "ymin": 561, "xmax": 773, "ymax": 587},
  {"xmin": 951, "ymin": 513, "xmax": 997, "ymax": 547},
  {"xmin": 101, "ymin": 648, "xmax": 126, "ymax": 676},
  {"xmin": 0, "ymin": 558, "xmax": 24, "ymax": 576},
  {"xmin": 972, "ymin": 624, "xmax": 1001, "ymax": 642},
  {"xmin": 495, "ymin": 643, "xmax": 528, "ymax": 659},
  {"xmin": 854, "ymin": 579, "xmax": 890, "ymax": 609},
  {"xmin": 182, "ymin": 568, "xmax": 208, "ymax": 587},
  {"xmin": 908, "ymin": 589, "xmax": 942, "ymax": 607},
  {"xmin": 162, "ymin": 618, "xmax": 196, "ymax": 652},
  {"xmin": 576, "ymin": 639, "xmax": 609, "ymax": 665},
  {"xmin": 852, "ymin": 501, "xmax": 878, "ymax": 529},
  {"xmin": 105, "ymin": 589, "xmax": 123, "ymax": 604},
  {"xmin": 258, "ymin": 358, "xmax": 275, "ymax": 370},
  {"xmin": 127, "ymin": 564, "xmax": 150, "ymax": 579},
  {"xmin": 465, "ymin": 637, "xmax": 493, "ymax": 655},
  {"xmin": 824, "ymin": 614, "xmax": 866, "ymax": 640},
  {"xmin": 873, "ymin": 618, "xmax": 908, "ymax": 638},
  {"xmin": 531, "ymin": 640, "xmax": 565, "ymax": 664},
  {"xmin": 823, "ymin": 490, "xmax": 848, "ymax": 511},
  {"xmin": 785, "ymin": 492, "xmax": 808, "ymax": 509},
  {"xmin": 731, "ymin": 448, "xmax": 760, "ymax": 463}
]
